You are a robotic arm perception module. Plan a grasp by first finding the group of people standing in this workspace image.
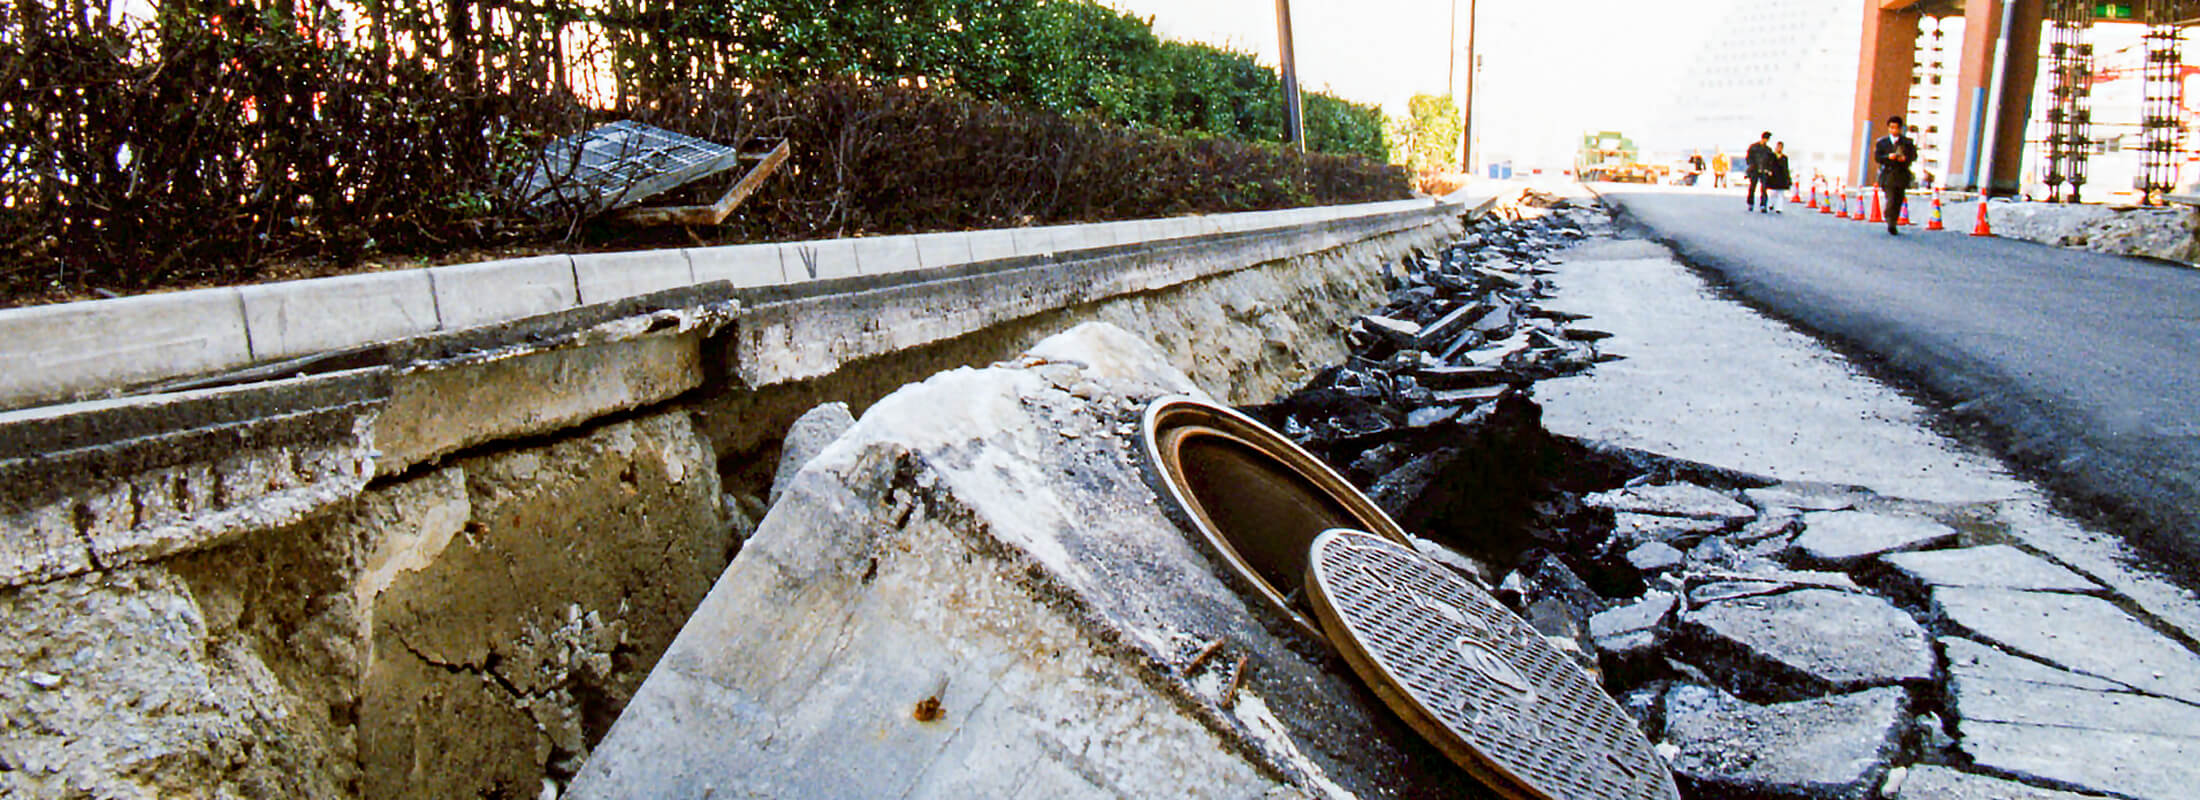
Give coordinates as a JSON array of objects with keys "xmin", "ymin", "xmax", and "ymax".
[
  {"xmin": 1692, "ymin": 115, "xmax": 1918, "ymax": 235},
  {"xmin": 1740, "ymin": 132, "xmax": 1790, "ymax": 213}
]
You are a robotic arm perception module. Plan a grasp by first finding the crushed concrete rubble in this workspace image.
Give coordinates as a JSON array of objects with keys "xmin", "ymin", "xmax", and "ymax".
[
  {"xmin": 1986, "ymin": 200, "xmax": 2200, "ymax": 264},
  {"xmin": 568, "ymin": 323, "xmax": 1483, "ymax": 798},
  {"xmin": 1242, "ymin": 193, "xmax": 2200, "ymax": 799}
]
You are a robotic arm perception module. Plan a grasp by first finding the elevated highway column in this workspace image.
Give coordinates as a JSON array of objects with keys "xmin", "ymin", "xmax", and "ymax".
[
  {"xmin": 1947, "ymin": 0, "xmax": 2046, "ymax": 195},
  {"xmin": 1852, "ymin": 1, "xmax": 1925, "ymax": 187}
]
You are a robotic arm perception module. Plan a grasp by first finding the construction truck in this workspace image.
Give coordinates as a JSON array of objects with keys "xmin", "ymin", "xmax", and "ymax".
[{"xmin": 1576, "ymin": 130, "xmax": 1664, "ymax": 184}]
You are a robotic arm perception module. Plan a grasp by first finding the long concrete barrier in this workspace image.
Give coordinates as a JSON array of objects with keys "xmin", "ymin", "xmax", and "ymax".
[{"xmin": 0, "ymin": 199, "xmax": 1456, "ymax": 413}]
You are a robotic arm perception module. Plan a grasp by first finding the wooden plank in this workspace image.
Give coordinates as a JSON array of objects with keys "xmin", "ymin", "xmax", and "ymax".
[{"xmin": 618, "ymin": 139, "xmax": 792, "ymax": 227}]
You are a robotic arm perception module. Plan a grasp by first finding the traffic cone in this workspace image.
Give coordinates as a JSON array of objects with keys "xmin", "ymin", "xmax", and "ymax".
[
  {"xmin": 1789, "ymin": 184, "xmax": 1802, "ymax": 204},
  {"xmin": 1926, "ymin": 191, "xmax": 1945, "ymax": 230},
  {"xmin": 1807, "ymin": 186, "xmax": 1820, "ymax": 210},
  {"xmin": 1835, "ymin": 188, "xmax": 1850, "ymax": 219},
  {"xmin": 1970, "ymin": 200, "xmax": 1994, "ymax": 237},
  {"xmin": 1819, "ymin": 186, "xmax": 1834, "ymax": 214},
  {"xmin": 1898, "ymin": 194, "xmax": 1912, "ymax": 226},
  {"xmin": 1868, "ymin": 187, "xmax": 1885, "ymax": 223}
]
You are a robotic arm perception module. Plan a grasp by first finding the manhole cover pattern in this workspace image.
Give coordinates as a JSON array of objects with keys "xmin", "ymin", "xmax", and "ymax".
[{"xmin": 1309, "ymin": 530, "xmax": 1677, "ymax": 800}]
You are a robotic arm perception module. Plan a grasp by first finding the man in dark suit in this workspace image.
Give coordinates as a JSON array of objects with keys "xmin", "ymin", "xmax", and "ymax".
[
  {"xmin": 1745, "ymin": 132, "xmax": 1774, "ymax": 212},
  {"xmin": 1874, "ymin": 115, "xmax": 1918, "ymax": 235}
]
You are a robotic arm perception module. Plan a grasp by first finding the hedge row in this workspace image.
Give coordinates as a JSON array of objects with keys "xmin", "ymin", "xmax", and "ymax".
[{"xmin": 0, "ymin": 1, "xmax": 1404, "ymax": 303}]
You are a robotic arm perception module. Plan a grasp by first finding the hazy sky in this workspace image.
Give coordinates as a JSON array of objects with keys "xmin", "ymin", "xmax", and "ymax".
[{"xmin": 1103, "ymin": 0, "xmax": 1735, "ymax": 166}]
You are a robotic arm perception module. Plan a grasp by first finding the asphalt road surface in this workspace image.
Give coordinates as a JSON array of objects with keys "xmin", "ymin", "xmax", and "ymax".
[{"xmin": 1596, "ymin": 184, "xmax": 2200, "ymax": 578}]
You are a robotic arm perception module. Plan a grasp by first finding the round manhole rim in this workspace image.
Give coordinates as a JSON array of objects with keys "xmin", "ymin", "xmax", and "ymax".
[{"xmin": 1140, "ymin": 395, "xmax": 1410, "ymax": 640}]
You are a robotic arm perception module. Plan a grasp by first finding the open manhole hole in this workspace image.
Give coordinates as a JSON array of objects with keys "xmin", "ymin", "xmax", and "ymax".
[
  {"xmin": 1306, "ymin": 529, "xmax": 1679, "ymax": 800},
  {"xmin": 1142, "ymin": 396, "xmax": 1410, "ymax": 639}
]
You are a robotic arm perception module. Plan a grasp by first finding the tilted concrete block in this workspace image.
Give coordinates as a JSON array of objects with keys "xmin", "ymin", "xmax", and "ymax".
[
  {"xmin": 686, "ymin": 243, "xmax": 786, "ymax": 288},
  {"xmin": 241, "ymin": 270, "xmax": 441, "ymax": 360},
  {"xmin": 570, "ymin": 322, "xmax": 1466, "ymax": 798},
  {"xmin": 429, "ymin": 254, "xmax": 580, "ymax": 330},
  {"xmin": 575, "ymin": 250, "xmax": 695, "ymax": 305},
  {"xmin": 0, "ymin": 287, "xmax": 253, "ymax": 410}
]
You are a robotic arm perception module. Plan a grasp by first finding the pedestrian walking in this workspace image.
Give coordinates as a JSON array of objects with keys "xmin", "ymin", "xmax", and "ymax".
[
  {"xmin": 1744, "ymin": 132, "xmax": 1774, "ymax": 212},
  {"xmin": 1873, "ymin": 116, "xmax": 1918, "ymax": 235},
  {"xmin": 1712, "ymin": 150, "xmax": 1731, "ymax": 188},
  {"xmin": 1686, "ymin": 150, "xmax": 1707, "ymax": 187},
  {"xmin": 1764, "ymin": 142, "xmax": 1792, "ymax": 213}
]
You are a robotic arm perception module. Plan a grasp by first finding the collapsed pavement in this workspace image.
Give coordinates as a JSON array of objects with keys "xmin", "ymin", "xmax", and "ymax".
[
  {"xmin": 568, "ymin": 190, "xmax": 2199, "ymax": 799},
  {"xmin": 1251, "ymin": 191, "xmax": 2200, "ymax": 800}
]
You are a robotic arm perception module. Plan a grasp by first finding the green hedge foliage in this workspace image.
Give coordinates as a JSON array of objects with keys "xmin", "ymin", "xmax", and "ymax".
[{"xmin": 0, "ymin": 0, "xmax": 1401, "ymax": 301}]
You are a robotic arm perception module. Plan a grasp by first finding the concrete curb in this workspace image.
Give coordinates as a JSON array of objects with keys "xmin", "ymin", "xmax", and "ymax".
[{"xmin": 0, "ymin": 199, "xmax": 1471, "ymax": 412}]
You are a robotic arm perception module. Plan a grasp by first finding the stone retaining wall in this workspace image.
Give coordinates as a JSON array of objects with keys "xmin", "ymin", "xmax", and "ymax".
[{"xmin": 0, "ymin": 197, "xmax": 1477, "ymax": 798}]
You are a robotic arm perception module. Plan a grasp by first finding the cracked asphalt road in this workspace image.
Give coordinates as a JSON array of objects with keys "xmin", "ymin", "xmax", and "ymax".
[{"xmin": 1594, "ymin": 184, "xmax": 2200, "ymax": 581}]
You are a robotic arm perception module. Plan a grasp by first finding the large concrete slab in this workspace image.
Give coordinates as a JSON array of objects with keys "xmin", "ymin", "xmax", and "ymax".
[
  {"xmin": 240, "ymin": 269, "xmax": 442, "ymax": 360},
  {"xmin": 569, "ymin": 323, "xmax": 1472, "ymax": 798},
  {"xmin": 1934, "ymin": 587, "xmax": 2200, "ymax": 704}
]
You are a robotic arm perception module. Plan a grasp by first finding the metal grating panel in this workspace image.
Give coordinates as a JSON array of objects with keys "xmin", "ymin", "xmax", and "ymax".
[
  {"xmin": 1307, "ymin": 529, "xmax": 1677, "ymax": 800},
  {"xmin": 513, "ymin": 121, "xmax": 746, "ymax": 215}
]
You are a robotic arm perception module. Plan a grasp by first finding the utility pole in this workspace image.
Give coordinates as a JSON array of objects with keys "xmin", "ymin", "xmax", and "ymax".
[
  {"xmin": 1448, "ymin": 0, "xmax": 1458, "ymax": 99},
  {"xmin": 1461, "ymin": 0, "xmax": 1478, "ymax": 174},
  {"xmin": 1276, "ymin": 0, "xmax": 1306, "ymax": 150}
]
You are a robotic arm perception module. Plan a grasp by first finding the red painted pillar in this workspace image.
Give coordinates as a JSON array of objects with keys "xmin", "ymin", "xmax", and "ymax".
[
  {"xmin": 1851, "ymin": 2, "xmax": 1922, "ymax": 187},
  {"xmin": 1947, "ymin": 0, "xmax": 2045, "ymax": 195}
]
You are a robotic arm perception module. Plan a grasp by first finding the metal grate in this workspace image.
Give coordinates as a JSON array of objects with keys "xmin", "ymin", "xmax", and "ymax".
[
  {"xmin": 513, "ymin": 121, "xmax": 747, "ymax": 215},
  {"xmin": 1307, "ymin": 530, "xmax": 1677, "ymax": 800}
]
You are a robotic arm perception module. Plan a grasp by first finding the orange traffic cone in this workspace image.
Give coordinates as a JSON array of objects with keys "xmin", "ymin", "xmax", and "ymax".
[
  {"xmin": 1868, "ymin": 187, "xmax": 1885, "ymax": 223},
  {"xmin": 1970, "ymin": 200, "xmax": 1994, "ymax": 237},
  {"xmin": 1926, "ymin": 191, "xmax": 1945, "ymax": 230},
  {"xmin": 1789, "ymin": 184, "xmax": 1802, "ymax": 204},
  {"xmin": 1898, "ymin": 195, "xmax": 1913, "ymax": 226},
  {"xmin": 1819, "ymin": 187, "xmax": 1834, "ymax": 214},
  {"xmin": 1834, "ymin": 188, "xmax": 1850, "ymax": 219},
  {"xmin": 1807, "ymin": 186, "xmax": 1820, "ymax": 210}
]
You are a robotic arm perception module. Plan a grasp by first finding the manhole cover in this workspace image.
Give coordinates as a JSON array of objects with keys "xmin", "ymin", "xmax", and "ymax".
[{"xmin": 1306, "ymin": 529, "xmax": 1678, "ymax": 800}]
